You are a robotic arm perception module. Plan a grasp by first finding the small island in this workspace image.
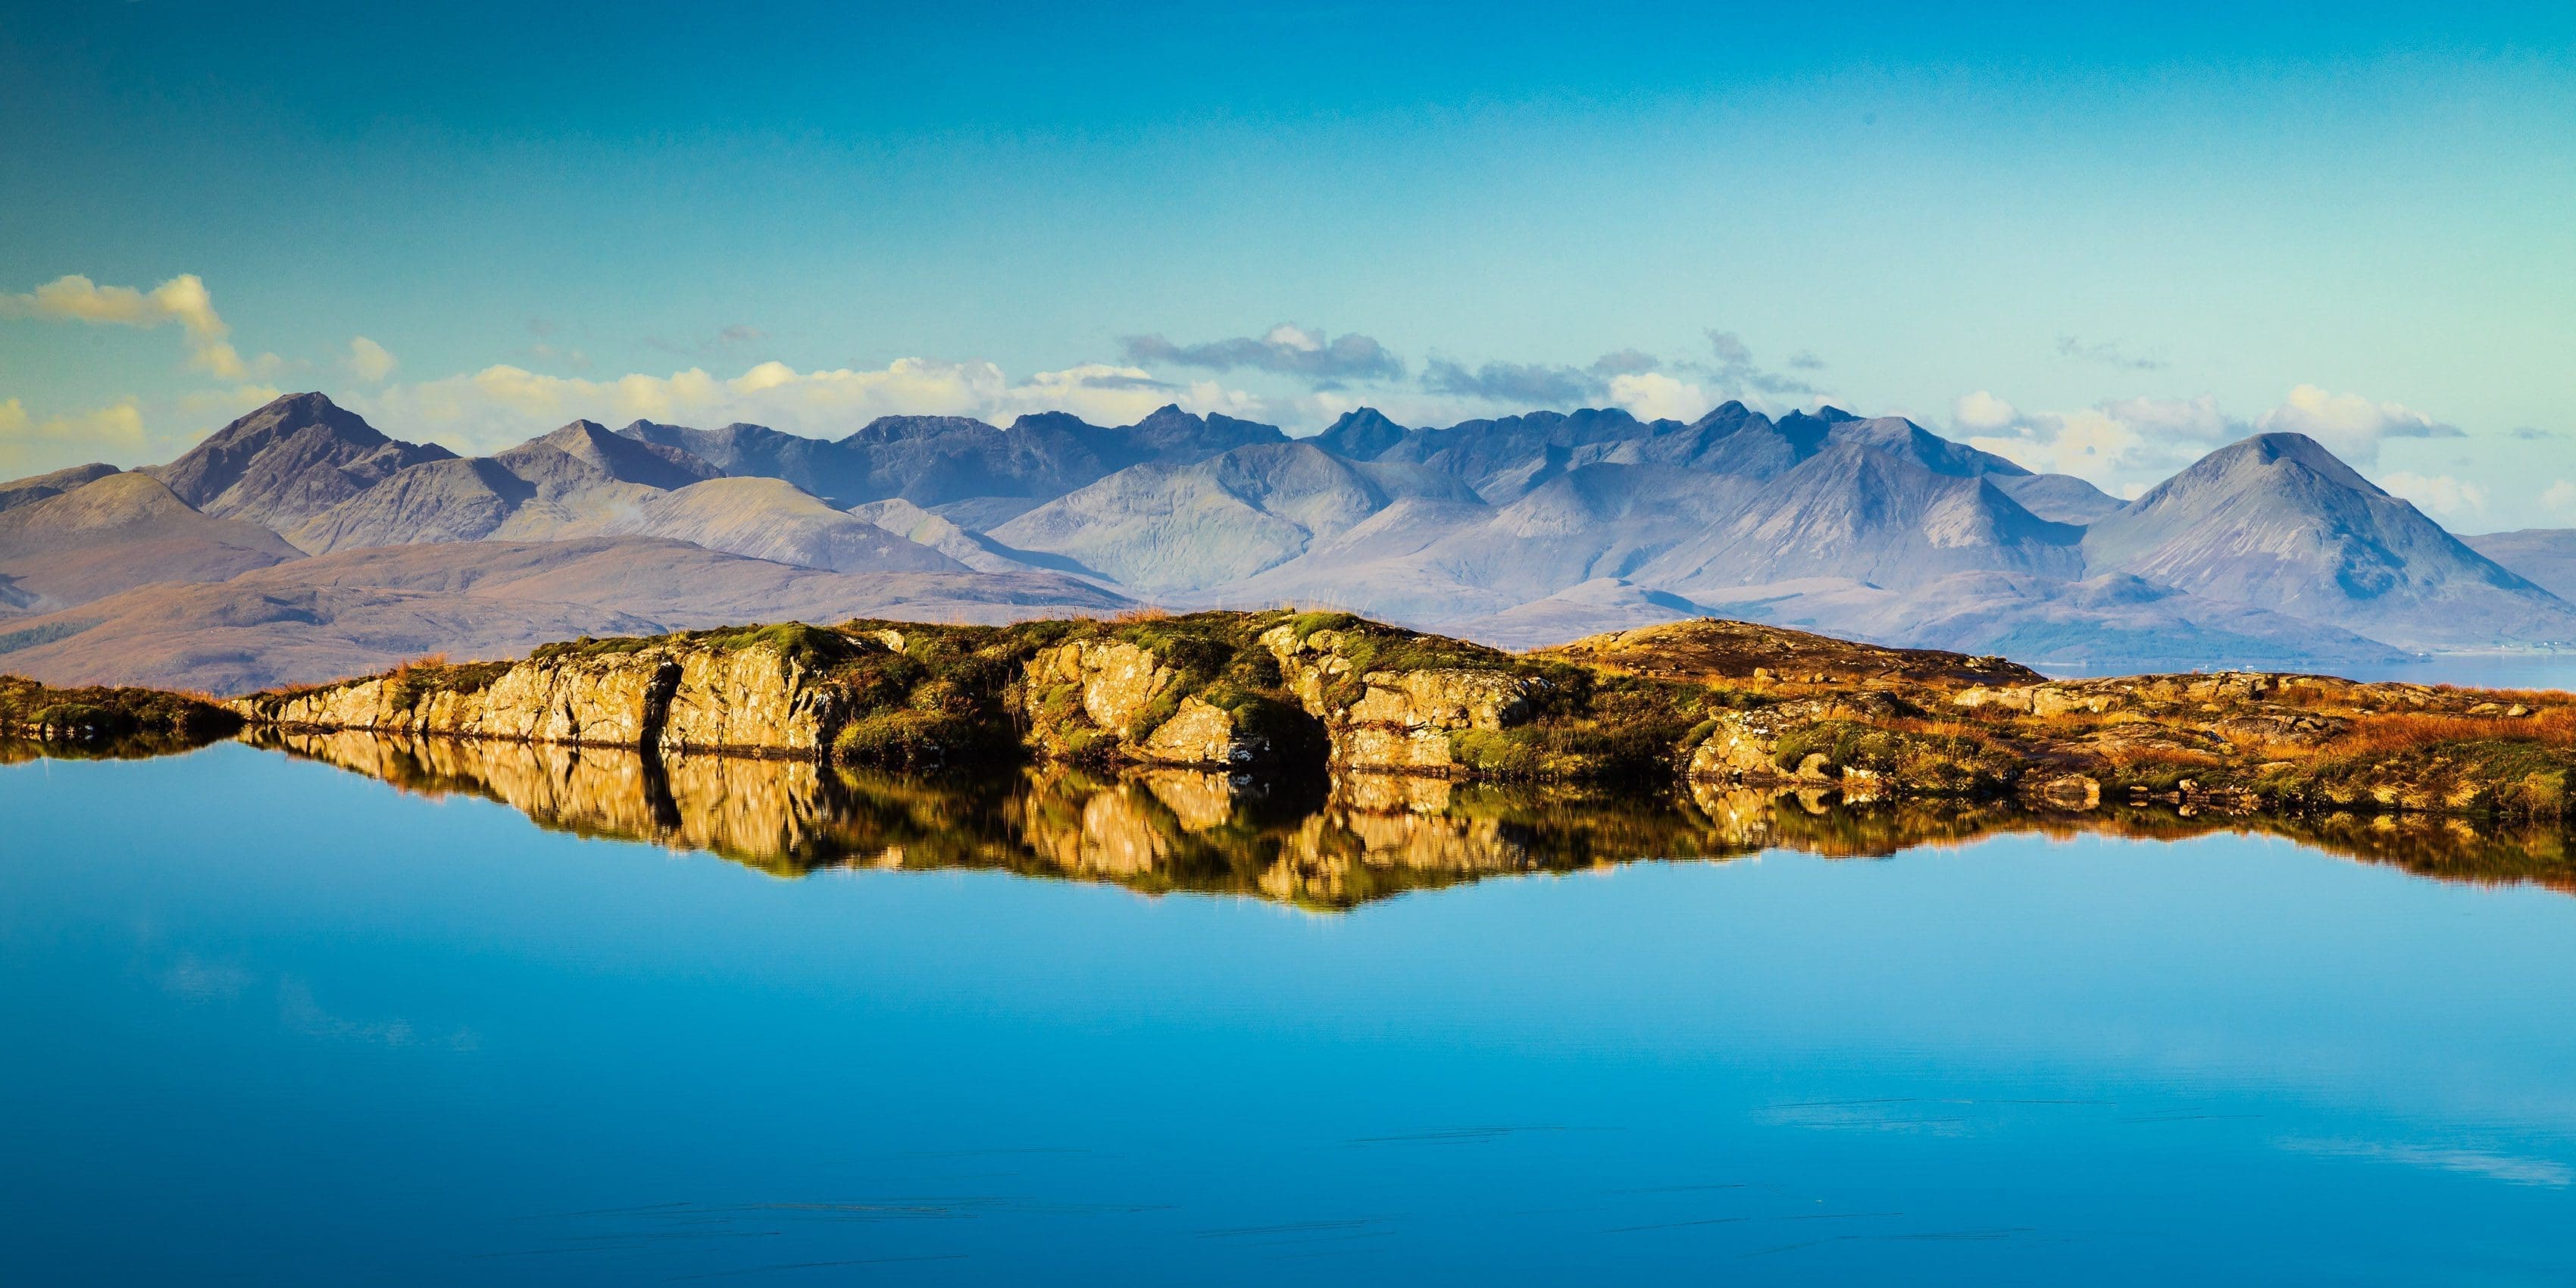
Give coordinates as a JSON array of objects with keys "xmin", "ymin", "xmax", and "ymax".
[{"xmin": 173, "ymin": 611, "xmax": 2568, "ymax": 829}]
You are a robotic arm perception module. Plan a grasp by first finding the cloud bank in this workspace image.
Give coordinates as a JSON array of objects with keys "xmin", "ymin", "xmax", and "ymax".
[
  {"xmin": 358, "ymin": 358, "xmax": 1267, "ymax": 455},
  {"xmin": 0, "ymin": 274, "xmax": 274, "ymax": 380},
  {"xmin": 1959, "ymin": 385, "xmax": 2466, "ymax": 498},
  {"xmin": 1121, "ymin": 325, "xmax": 1402, "ymax": 386}
]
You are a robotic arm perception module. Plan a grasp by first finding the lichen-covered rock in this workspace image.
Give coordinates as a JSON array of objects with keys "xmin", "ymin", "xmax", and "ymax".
[
  {"xmin": 1032, "ymin": 640, "xmax": 1175, "ymax": 733},
  {"xmin": 1689, "ymin": 718, "xmax": 1782, "ymax": 780},
  {"xmin": 239, "ymin": 642, "xmax": 827, "ymax": 754},
  {"xmin": 1257, "ymin": 624, "xmax": 1543, "ymax": 774},
  {"xmin": 1347, "ymin": 669, "xmax": 1533, "ymax": 731},
  {"xmin": 1953, "ymin": 685, "xmax": 2034, "ymax": 713},
  {"xmin": 474, "ymin": 651, "xmax": 676, "ymax": 744},
  {"xmin": 660, "ymin": 642, "xmax": 836, "ymax": 755},
  {"xmin": 1138, "ymin": 696, "xmax": 1260, "ymax": 767}
]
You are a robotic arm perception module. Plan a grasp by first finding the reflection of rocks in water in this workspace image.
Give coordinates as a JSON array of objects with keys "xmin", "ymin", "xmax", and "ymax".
[{"xmin": 246, "ymin": 731, "xmax": 2576, "ymax": 907}]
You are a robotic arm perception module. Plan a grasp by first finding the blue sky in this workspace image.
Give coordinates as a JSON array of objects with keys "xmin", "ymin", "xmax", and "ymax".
[{"xmin": 2, "ymin": 2, "xmax": 2571, "ymax": 524}]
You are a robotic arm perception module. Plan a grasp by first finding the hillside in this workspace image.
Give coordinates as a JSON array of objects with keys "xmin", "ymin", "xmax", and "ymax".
[
  {"xmin": 0, "ymin": 536, "xmax": 1125, "ymax": 692},
  {"xmin": 0, "ymin": 471, "xmax": 302, "ymax": 611},
  {"xmin": 2464, "ymin": 529, "xmax": 2576, "ymax": 603}
]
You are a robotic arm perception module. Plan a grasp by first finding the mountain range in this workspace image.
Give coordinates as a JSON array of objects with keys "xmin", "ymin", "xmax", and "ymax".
[{"xmin": 2, "ymin": 389, "xmax": 2569, "ymax": 692}]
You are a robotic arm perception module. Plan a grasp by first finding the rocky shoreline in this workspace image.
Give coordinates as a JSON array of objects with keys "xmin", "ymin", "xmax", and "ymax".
[{"xmin": 199, "ymin": 611, "xmax": 2574, "ymax": 828}]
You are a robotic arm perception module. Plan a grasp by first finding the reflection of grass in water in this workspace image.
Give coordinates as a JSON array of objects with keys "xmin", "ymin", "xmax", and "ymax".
[{"xmin": 247, "ymin": 731, "xmax": 2576, "ymax": 906}]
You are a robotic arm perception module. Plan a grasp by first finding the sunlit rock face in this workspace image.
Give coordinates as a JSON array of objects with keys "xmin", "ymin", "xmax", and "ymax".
[
  {"xmin": 235, "ymin": 639, "xmax": 841, "ymax": 755},
  {"xmin": 659, "ymin": 646, "xmax": 838, "ymax": 755},
  {"xmin": 1258, "ymin": 624, "xmax": 1543, "ymax": 774},
  {"xmin": 1018, "ymin": 640, "xmax": 1280, "ymax": 768},
  {"xmin": 241, "ymin": 729, "xmax": 2576, "ymax": 908}
]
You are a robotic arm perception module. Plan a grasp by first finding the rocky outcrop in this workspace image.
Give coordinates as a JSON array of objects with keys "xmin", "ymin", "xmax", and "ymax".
[
  {"xmin": 660, "ymin": 644, "xmax": 839, "ymax": 754},
  {"xmin": 1014, "ymin": 638, "xmax": 1288, "ymax": 769},
  {"xmin": 234, "ymin": 638, "xmax": 844, "ymax": 755},
  {"xmin": 1258, "ymin": 624, "xmax": 1543, "ymax": 774},
  {"xmin": 213, "ymin": 609, "xmax": 2574, "ymax": 821},
  {"xmin": 1027, "ymin": 639, "xmax": 1174, "ymax": 736}
]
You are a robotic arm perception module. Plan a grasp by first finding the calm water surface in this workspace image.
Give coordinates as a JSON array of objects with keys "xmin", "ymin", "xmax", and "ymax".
[{"xmin": 8, "ymin": 742, "xmax": 2576, "ymax": 1284}]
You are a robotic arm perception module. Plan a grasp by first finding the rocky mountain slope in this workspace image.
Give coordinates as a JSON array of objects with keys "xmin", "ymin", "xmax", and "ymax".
[
  {"xmin": 288, "ymin": 418, "xmax": 722, "ymax": 552},
  {"xmin": 989, "ymin": 442, "xmax": 1482, "ymax": 591},
  {"xmin": 572, "ymin": 477, "xmax": 968, "ymax": 574},
  {"xmin": 142, "ymin": 391, "xmax": 455, "ymax": 529},
  {"xmin": 2082, "ymin": 433, "xmax": 2576, "ymax": 650},
  {"xmin": 621, "ymin": 404, "xmax": 1284, "ymax": 512}
]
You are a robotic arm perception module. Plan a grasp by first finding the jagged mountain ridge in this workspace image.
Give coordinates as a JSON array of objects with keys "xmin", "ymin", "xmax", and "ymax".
[
  {"xmin": 619, "ymin": 403, "xmax": 1286, "ymax": 511},
  {"xmin": 6, "ymin": 389, "xmax": 2565, "ymax": 689},
  {"xmin": 142, "ymin": 391, "xmax": 455, "ymax": 529}
]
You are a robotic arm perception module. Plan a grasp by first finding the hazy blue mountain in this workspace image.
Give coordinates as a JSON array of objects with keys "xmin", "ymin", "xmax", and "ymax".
[
  {"xmin": 2082, "ymin": 433, "xmax": 2576, "ymax": 649},
  {"xmin": 1993, "ymin": 473, "xmax": 2124, "ymax": 524},
  {"xmin": 18, "ymin": 389, "xmax": 2562, "ymax": 681},
  {"xmin": 1361, "ymin": 407, "xmax": 1680, "ymax": 501},
  {"xmin": 1637, "ymin": 442, "xmax": 2087, "ymax": 594},
  {"xmin": 990, "ymin": 442, "xmax": 1479, "ymax": 592},
  {"xmin": 615, "ymin": 419, "xmax": 874, "ymax": 503},
  {"xmin": 571, "ymin": 477, "xmax": 967, "ymax": 574},
  {"xmin": 143, "ymin": 392, "xmax": 455, "ymax": 529},
  {"xmin": 613, "ymin": 404, "xmax": 1291, "ymax": 512},
  {"xmin": 2462, "ymin": 529, "xmax": 2576, "ymax": 603},
  {"xmin": 846, "ymin": 499, "xmax": 1062, "ymax": 576},
  {"xmin": 1216, "ymin": 441, "xmax": 2085, "ymax": 627},
  {"xmin": 511, "ymin": 419, "xmax": 724, "ymax": 492},
  {"xmin": 290, "ymin": 420, "xmax": 725, "ymax": 554},
  {"xmin": 1308, "ymin": 408, "xmax": 1409, "ymax": 460}
]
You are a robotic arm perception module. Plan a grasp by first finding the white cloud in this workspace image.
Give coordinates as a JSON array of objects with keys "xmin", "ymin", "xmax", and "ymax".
[
  {"xmin": 344, "ymin": 336, "xmax": 398, "ymax": 382},
  {"xmin": 359, "ymin": 358, "xmax": 1263, "ymax": 454},
  {"xmin": 2378, "ymin": 470, "xmax": 2488, "ymax": 517},
  {"xmin": 1957, "ymin": 386, "xmax": 2465, "ymax": 496},
  {"xmin": 1961, "ymin": 392, "xmax": 2243, "ymax": 489},
  {"xmin": 1264, "ymin": 324, "xmax": 1324, "ymax": 353},
  {"xmin": 0, "ymin": 397, "xmax": 147, "ymax": 474},
  {"xmin": 1607, "ymin": 371, "xmax": 1708, "ymax": 423},
  {"xmin": 0, "ymin": 274, "xmax": 278, "ymax": 380},
  {"xmin": 2256, "ymin": 383, "xmax": 2461, "ymax": 462},
  {"xmin": 2543, "ymin": 480, "xmax": 2576, "ymax": 515},
  {"xmin": 1951, "ymin": 389, "xmax": 2019, "ymax": 433}
]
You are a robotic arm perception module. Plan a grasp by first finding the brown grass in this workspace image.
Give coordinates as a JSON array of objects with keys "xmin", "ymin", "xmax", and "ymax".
[
  {"xmin": 2099, "ymin": 745, "xmax": 2228, "ymax": 771},
  {"xmin": 2327, "ymin": 708, "xmax": 2576, "ymax": 757}
]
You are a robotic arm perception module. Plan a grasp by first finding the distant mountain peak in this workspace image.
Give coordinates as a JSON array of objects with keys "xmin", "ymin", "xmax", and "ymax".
[
  {"xmin": 142, "ymin": 390, "xmax": 453, "ymax": 529},
  {"xmin": 1314, "ymin": 407, "xmax": 1409, "ymax": 461},
  {"xmin": 2187, "ymin": 430, "xmax": 2376, "ymax": 492},
  {"xmin": 2084, "ymin": 430, "xmax": 2574, "ymax": 648}
]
